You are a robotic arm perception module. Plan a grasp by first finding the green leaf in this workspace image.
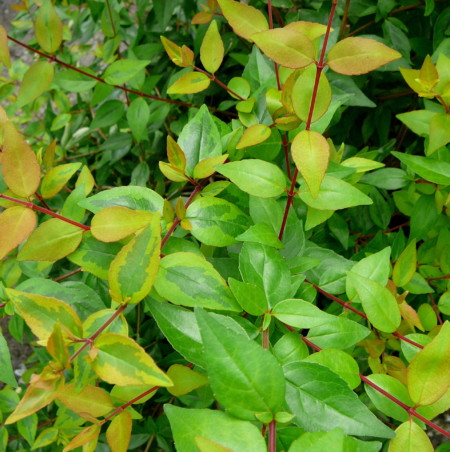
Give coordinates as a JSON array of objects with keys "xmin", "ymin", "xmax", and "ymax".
[
  {"xmin": 147, "ymin": 300, "xmax": 205, "ymax": 367},
  {"xmin": 393, "ymin": 240, "xmax": 416, "ymax": 288},
  {"xmin": 193, "ymin": 154, "xmax": 228, "ymax": 179},
  {"xmin": 272, "ymin": 299, "xmax": 332, "ymax": 329},
  {"xmin": 391, "ymin": 151, "xmax": 450, "ymax": 185},
  {"xmin": 284, "ymin": 362, "xmax": 395, "ymax": 438},
  {"xmin": 304, "ymin": 349, "xmax": 360, "ymax": 390},
  {"xmin": 6, "ymin": 289, "xmax": 82, "ymax": 343},
  {"xmin": 90, "ymin": 100, "xmax": 125, "ymax": 129},
  {"xmin": 396, "ymin": 110, "xmax": 435, "ymax": 137},
  {"xmin": 106, "ymin": 411, "xmax": 132, "ymax": 452},
  {"xmin": 216, "ymin": 159, "xmax": 286, "ymax": 198},
  {"xmin": 252, "ymin": 28, "xmax": 315, "ymax": 69},
  {"xmin": 364, "ymin": 374, "xmax": 414, "ymax": 422},
  {"xmin": 292, "ymin": 130, "xmax": 330, "ymax": 198},
  {"xmin": 167, "ymin": 72, "xmax": 211, "ymax": 94},
  {"xmin": 298, "ymin": 175, "xmax": 373, "ymax": 210},
  {"xmin": 292, "ymin": 65, "xmax": 332, "ymax": 123},
  {"xmin": 177, "ymin": 105, "xmax": 222, "ymax": 175},
  {"xmin": 228, "ymin": 278, "xmax": 268, "ymax": 315},
  {"xmin": 273, "ymin": 332, "xmax": 309, "ymax": 365},
  {"xmin": 127, "ymin": 97, "xmax": 149, "ymax": 142},
  {"xmin": 108, "ymin": 214, "xmax": 161, "ymax": 304},
  {"xmin": 103, "ymin": 59, "xmax": 150, "ymax": 85},
  {"xmin": 165, "ymin": 406, "xmax": 267, "ymax": 452},
  {"xmin": 79, "ymin": 186, "xmax": 164, "ymax": 214},
  {"xmin": 166, "ymin": 364, "xmax": 208, "ymax": 396},
  {"xmin": 236, "ymin": 124, "xmax": 271, "ymax": 149},
  {"xmin": 89, "ymin": 333, "xmax": 172, "ymax": 387},
  {"xmin": 235, "ymin": 223, "xmax": 283, "ymax": 249},
  {"xmin": 407, "ymin": 322, "xmax": 450, "ymax": 406},
  {"xmin": 53, "ymin": 69, "xmax": 98, "ymax": 92},
  {"xmin": 217, "ymin": 0, "xmax": 268, "ymax": 42},
  {"xmin": 186, "ymin": 196, "xmax": 251, "ymax": 247},
  {"xmin": 327, "ymin": 37, "xmax": 401, "ymax": 75},
  {"xmin": 428, "ymin": 112, "xmax": 450, "ymax": 154},
  {"xmin": 200, "ymin": 20, "xmax": 224, "ymax": 73},
  {"xmin": 155, "ymin": 252, "xmax": 240, "ymax": 311},
  {"xmin": 196, "ymin": 308, "xmax": 285, "ymax": 420},
  {"xmin": 239, "ymin": 242, "xmax": 291, "ymax": 307},
  {"xmin": 0, "ymin": 24, "xmax": 11, "ymax": 67},
  {"xmin": 18, "ymin": 219, "xmax": 84, "ymax": 262},
  {"xmin": 40, "ymin": 162, "xmax": 82, "ymax": 199},
  {"xmin": 0, "ymin": 329, "xmax": 18, "ymax": 387},
  {"xmin": 361, "ymin": 168, "xmax": 410, "ymax": 190},
  {"xmin": 388, "ymin": 421, "xmax": 433, "ymax": 452},
  {"xmin": 34, "ymin": 0, "xmax": 63, "ymax": 53},
  {"xmin": 17, "ymin": 61, "xmax": 54, "ymax": 107},
  {"xmin": 32, "ymin": 428, "xmax": 59, "ymax": 450},
  {"xmin": 347, "ymin": 271, "xmax": 401, "ymax": 333}
]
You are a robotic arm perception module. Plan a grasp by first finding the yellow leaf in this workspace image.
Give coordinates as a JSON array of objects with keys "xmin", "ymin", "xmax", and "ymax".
[
  {"xmin": 160, "ymin": 36, "xmax": 184, "ymax": 67},
  {"xmin": 167, "ymin": 364, "xmax": 209, "ymax": 397},
  {"xmin": 419, "ymin": 55, "xmax": 439, "ymax": 91},
  {"xmin": 388, "ymin": 420, "xmax": 433, "ymax": 452},
  {"xmin": 392, "ymin": 239, "xmax": 416, "ymax": 288},
  {"xmin": 192, "ymin": 12, "xmax": 213, "ymax": 25},
  {"xmin": 284, "ymin": 21, "xmax": 329, "ymax": 41},
  {"xmin": 159, "ymin": 161, "xmax": 188, "ymax": 182},
  {"xmin": 63, "ymin": 425, "xmax": 101, "ymax": 452},
  {"xmin": 75, "ymin": 165, "xmax": 96, "ymax": 196},
  {"xmin": 0, "ymin": 24, "xmax": 11, "ymax": 67},
  {"xmin": 40, "ymin": 162, "xmax": 82, "ymax": 199},
  {"xmin": 193, "ymin": 154, "xmax": 228, "ymax": 179},
  {"xmin": 200, "ymin": 20, "xmax": 224, "ymax": 74},
  {"xmin": 167, "ymin": 135, "xmax": 186, "ymax": 170},
  {"xmin": 0, "ymin": 206, "xmax": 37, "ymax": 259},
  {"xmin": 1, "ymin": 121, "xmax": 41, "ymax": 198},
  {"xmin": 106, "ymin": 411, "xmax": 132, "ymax": 452},
  {"xmin": 34, "ymin": 0, "xmax": 63, "ymax": 53},
  {"xmin": 17, "ymin": 61, "xmax": 54, "ymax": 108},
  {"xmin": 236, "ymin": 124, "xmax": 271, "ymax": 149},
  {"xmin": 167, "ymin": 72, "xmax": 211, "ymax": 95}
]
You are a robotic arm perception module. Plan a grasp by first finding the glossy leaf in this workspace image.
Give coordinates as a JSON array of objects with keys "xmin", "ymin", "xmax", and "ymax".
[
  {"xmin": 228, "ymin": 278, "xmax": 268, "ymax": 316},
  {"xmin": 347, "ymin": 271, "xmax": 401, "ymax": 333},
  {"xmin": 103, "ymin": 59, "xmax": 150, "ymax": 85},
  {"xmin": 167, "ymin": 72, "xmax": 211, "ymax": 94},
  {"xmin": 388, "ymin": 421, "xmax": 433, "ymax": 452},
  {"xmin": 200, "ymin": 20, "xmax": 224, "ymax": 73},
  {"xmin": 17, "ymin": 219, "xmax": 84, "ymax": 262},
  {"xmin": 186, "ymin": 196, "xmax": 251, "ymax": 246},
  {"xmin": 327, "ymin": 37, "xmax": 401, "ymax": 75},
  {"xmin": 407, "ymin": 322, "xmax": 450, "ymax": 406},
  {"xmin": 292, "ymin": 130, "xmax": 330, "ymax": 198},
  {"xmin": 392, "ymin": 240, "xmax": 416, "ymax": 288},
  {"xmin": 40, "ymin": 162, "xmax": 81, "ymax": 199},
  {"xmin": 0, "ymin": 206, "xmax": 37, "ymax": 260},
  {"xmin": 165, "ymin": 405, "xmax": 267, "ymax": 452},
  {"xmin": 6, "ymin": 289, "xmax": 82, "ymax": 343},
  {"xmin": 235, "ymin": 222, "xmax": 283, "ymax": 249},
  {"xmin": 155, "ymin": 252, "xmax": 240, "ymax": 311},
  {"xmin": 89, "ymin": 332, "xmax": 172, "ymax": 387},
  {"xmin": 91, "ymin": 206, "xmax": 153, "ymax": 242},
  {"xmin": 1, "ymin": 121, "xmax": 41, "ymax": 198},
  {"xmin": 34, "ymin": 0, "xmax": 63, "ymax": 53},
  {"xmin": 272, "ymin": 299, "xmax": 332, "ymax": 329},
  {"xmin": 252, "ymin": 28, "xmax": 315, "ymax": 69},
  {"xmin": 17, "ymin": 61, "xmax": 54, "ymax": 107},
  {"xmin": 108, "ymin": 214, "xmax": 161, "ymax": 304},
  {"xmin": 216, "ymin": 159, "xmax": 286, "ymax": 198},
  {"xmin": 284, "ymin": 362, "xmax": 394, "ymax": 438},
  {"xmin": 217, "ymin": 0, "xmax": 268, "ymax": 42},
  {"xmin": 106, "ymin": 411, "xmax": 132, "ymax": 452},
  {"xmin": 167, "ymin": 364, "xmax": 208, "ymax": 396},
  {"xmin": 196, "ymin": 308, "xmax": 285, "ymax": 420}
]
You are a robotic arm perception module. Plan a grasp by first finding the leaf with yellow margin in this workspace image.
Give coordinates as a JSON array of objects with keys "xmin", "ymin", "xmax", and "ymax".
[{"xmin": 40, "ymin": 162, "xmax": 82, "ymax": 199}]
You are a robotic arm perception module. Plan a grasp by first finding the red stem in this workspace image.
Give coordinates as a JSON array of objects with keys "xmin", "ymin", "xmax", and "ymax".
[
  {"xmin": 194, "ymin": 66, "xmax": 245, "ymax": 101},
  {"xmin": 0, "ymin": 194, "xmax": 90, "ymax": 231},
  {"xmin": 268, "ymin": 420, "xmax": 277, "ymax": 452},
  {"xmin": 282, "ymin": 134, "xmax": 292, "ymax": 180}
]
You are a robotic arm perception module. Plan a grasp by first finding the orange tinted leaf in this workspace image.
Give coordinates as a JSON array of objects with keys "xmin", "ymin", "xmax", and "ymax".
[
  {"xmin": 17, "ymin": 61, "xmax": 54, "ymax": 108},
  {"xmin": 252, "ymin": 28, "xmax": 315, "ymax": 69},
  {"xmin": 159, "ymin": 161, "xmax": 189, "ymax": 182},
  {"xmin": 1, "ymin": 121, "xmax": 41, "ymax": 198},
  {"xmin": 0, "ymin": 206, "xmax": 37, "ymax": 259},
  {"xmin": 161, "ymin": 36, "xmax": 184, "ymax": 67},
  {"xmin": 106, "ymin": 411, "xmax": 132, "ymax": 452},
  {"xmin": 63, "ymin": 425, "xmax": 101, "ymax": 452},
  {"xmin": 200, "ymin": 20, "xmax": 224, "ymax": 74},
  {"xmin": 0, "ymin": 24, "xmax": 11, "ymax": 67},
  {"xmin": 217, "ymin": 0, "xmax": 268, "ymax": 41},
  {"xmin": 167, "ymin": 72, "xmax": 211, "ymax": 94},
  {"xmin": 34, "ymin": 0, "xmax": 63, "ymax": 53},
  {"xmin": 327, "ymin": 37, "xmax": 401, "ymax": 75},
  {"xmin": 192, "ymin": 12, "xmax": 213, "ymax": 25},
  {"xmin": 40, "ymin": 162, "xmax": 81, "ymax": 199}
]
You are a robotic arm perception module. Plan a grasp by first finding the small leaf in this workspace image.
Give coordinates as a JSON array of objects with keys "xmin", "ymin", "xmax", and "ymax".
[
  {"xmin": 216, "ymin": 159, "xmax": 286, "ymax": 198},
  {"xmin": 236, "ymin": 124, "xmax": 271, "ymax": 149},
  {"xmin": 388, "ymin": 420, "xmax": 433, "ymax": 452},
  {"xmin": 18, "ymin": 219, "xmax": 84, "ymax": 262},
  {"xmin": 0, "ymin": 330, "xmax": 18, "ymax": 387},
  {"xmin": 161, "ymin": 36, "xmax": 184, "ymax": 67},
  {"xmin": 292, "ymin": 130, "xmax": 329, "ymax": 198},
  {"xmin": 34, "ymin": 0, "xmax": 63, "ymax": 53},
  {"xmin": 217, "ymin": 0, "xmax": 268, "ymax": 42},
  {"xmin": 228, "ymin": 278, "xmax": 268, "ymax": 316},
  {"xmin": 0, "ymin": 24, "xmax": 11, "ymax": 67},
  {"xmin": 284, "ymin": 21, "xmax": 329, "ymax": 41},
  {"xmin": 89, "ymin": 333, "xmax": 172, "ymax": 387},
  {"xmin": 167, "ymin": 72, "xmax": 211, "ymax": 94},
  {"xmin": 127, "ymin": 97, "xmax": 150, "ymax": 143},
  {"xmin": 252, "ymin": 28, "xmax": 315, "ymax": 69},
  {"xmin": 17, "ymin": 61, "xmax": 54, "ymax": 108},
  {"xmin": 159, "ymin": 161, "xmax": 188, "ymax": 182},
  {"xmin": 235, "ymin": 223, "xmax": 283, "ymax": 249},
  {"xmin": 193, "ymin": 154, "xmax": 228, "ymax": 179},
  {"xmin": 62, "ymin": 425, "xmax": 100, "ymax": 452},
  {"xmin": 200, "ymin": 20, "xmax": 224, "ymax": 73},
  {"xmin": 40, "ymin": 162, "xmax": 81, "ymax": 199},
  {"xmin": 106, "ymin": 411, "xmax": 132, "ymax": 452},
  {"xmin": 103, "ymin": 59, "xmax": 150, "ymax": 85},
  {"xmin": 108, "ymin": 214, "xmax": 161, "ymax": 304},
  {"xmin": 272, "ymin": 299, "xmax": 332, "ymax": 329},
  {"xmin": 392, "ymin": 240, "xmax": 416, "ymax": 288},
  {"xmin": 167, "ymin": 135, "xmax": 186, "ymax": 170},
  {"xmin": 327, "ymin": 37, "xmax": 401, "ymax": 75},
  {"xmin": 91, "ymin": 206, "xmax": 153, "ymax": 242},
  {"xmin": 407, "ymin": 322, "xmax": 450, "ymax": 406},
  {"xmin": 1, "ymin": 121, "xmax": 41, "ymax": 198},
  {"xmin": 0, "ymin": 206, "xmax": 37, "ymax": 260},
  {"xmin": 167, "ymin": 364, "xmax": 209, "ymax": 396}
]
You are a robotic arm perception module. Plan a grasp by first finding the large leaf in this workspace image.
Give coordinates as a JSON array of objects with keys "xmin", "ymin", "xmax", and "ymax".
[
  {"xmin": 347, "ymin": 271, "xmax": 401, "ymax": 333},
  {"xmin": 106, "ymin": 411, "xmax": 132, "ymax": 452},
  {"xmin": 165, "ymin": 406, "xmax": 267, "ymax": 452},
  {"xmin": 6, "ymin": 289, "xmax": 82, "ymax": 343},
  {"xmin": 217, "ymin": 0, "xmax": 268, "ymax": 42},
  {"xmin": 186, "ymin": 196, "xmax": 251, "ymax": 246},
  {"xmin": 108, "ymin": 214, "xmax": 161, "ymax": 304},
  {"xmin": 17, "ymin": 61, "xmax": 54, "ymax": 107},
  {"xmin": 88, "ymin": 333, "xmax": 172, "ymax": 387},
  {"xmin": 216, "ymin": 160, "xmax": 286, "ymax": 198},
  {"xmin": 155, "ymin": 252, "xmax": 240, "ymax": 311},
  {"xmin": 34, "ymin": 0, "xmax": 63, "ymax": 53},
  {"xmin": 196, "ymin": 309, "xmax": 285, "ymax": 420},
  {"xmin": 327, "ymin": 37, "xmax": 401, "ymax": 75},
  {"xmin": 17, "ymin": 219, "xmax": 84, "ymax": 262},
  {"xmin": 407, "ymin": 322, "xmax": 450, "ymax": 406},
  {"xmin": 284, "ymin": 362, "xmax": 395, "ymax": 438},
  {"xmin": 252, "ymin": 28, "xmax": 315, "ymax": 69}
]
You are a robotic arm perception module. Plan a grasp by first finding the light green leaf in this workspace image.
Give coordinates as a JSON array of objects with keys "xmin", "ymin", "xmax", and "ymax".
[
  {"xmin": 0, "ymin": 24, "xmax": 11, "ymax": 67},
  {"xmin": 167, "ymin": 72, "xmax": 211, "ymax": 94},
  {"xmin": 40, "ymin": 163, "xmax": 82, "ymax": 199},
  {"xmin": 228, "ymin": 278, "xmax": 268, "ymax": 316},
  {"xmin": 272, "ymin": 299, "xmax": 332, "ymax": 329},
  {"xmin": 236, "ymin": 124, "xmax": 271, "ymax": 149},
  {"xmin": 428, "ymin": 112, "xmax": 450, "ymax": 154},
  {"xmin": 396, "ymin": 110, "xmax": 435, "ymax": 137},
  {"xmin": 166, "ymin": 364, "xmax": 208, "ymax": 397},
  {"xmin": 235, "ymin": 223, "xmax": 283, "ymax": 249},
  {"xmin": 388, "ymin": 421, "xmax": 433, "ymax": 452},
  {"xmin": 34, "ymin": 0, "xmax": 63, "ymax": 53},
  {"xmin": 200, "ymin": 20, "xmax": 224, "ymax": 73},
  {"xmin": 17, "ymin": 61, "xmax": 54, "ymax": 107},
  {"xmin": 393, "ymin": 240, "xmax": 416, "ymax": 288},
  {"xmin": 0, "ymin": 330, "xmax": 18, "ymax": 387},
  {"xmin": 103, "ymin": 59, "xmax": 150, "ymax": 85}
]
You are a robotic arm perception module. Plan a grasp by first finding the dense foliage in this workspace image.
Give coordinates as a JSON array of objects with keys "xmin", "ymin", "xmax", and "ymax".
[{"xmin": 0, "ymin": 0, "xmax": 449, "ymax": 451}]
